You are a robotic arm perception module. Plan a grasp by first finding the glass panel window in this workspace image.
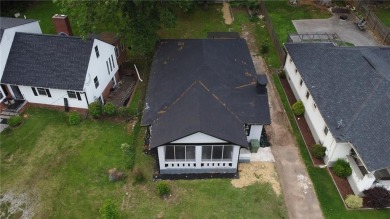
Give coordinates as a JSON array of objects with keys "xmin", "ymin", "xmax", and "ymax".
[
  {"xmin": 202, "ymin": 146, "xmax": 212, "ymax": 161},
  {"xmin": 37, "ymin": 88, "xmax": 47, "ymax": 96},
  {"xmin": 300, "ymin": 79, "xmax": 303, "ymax": 86},
  {"xmin": 244, "ymin": 124, "xmax": 251, "ymax": 136},
  {"xmin": 165, "ymin": 146, "xmax": 174, "ymax": 160},
  {"xmin": 94, "ymin": 76, "xmax": 99, "ymax": 88},
  {"xmin": 223, "ymin": 146, "xmax": 233, "ymax": 161},
  {"xmin": 67, "ymin": 91, "xmax": 77, "ymax": 98},
  {"xmin": 175, "ymin": 146, "xmax": 185, "ymax": 161},
  {"xmin": 324, "ymin": 126, "xmax": 328, "ymax": 136},
  {"xmin": 306, "ymin": 91, "xmax": 310, "ymax": 99},
  {"xmin": 186, "ymin": 146, "xmax": 195, "ymax": 161},
  {"xmin": 212, "ymin": 146, "xmax": 223, "ymax": 160},
  {"xmin": 95, "ymin": 46, "xmax": 99, "ymax": 58}
]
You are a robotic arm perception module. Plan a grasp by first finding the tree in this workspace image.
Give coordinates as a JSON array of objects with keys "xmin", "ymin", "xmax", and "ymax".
[{"xmin": 56, "ymin": 0, "xmax": 195, "ymax": 55}]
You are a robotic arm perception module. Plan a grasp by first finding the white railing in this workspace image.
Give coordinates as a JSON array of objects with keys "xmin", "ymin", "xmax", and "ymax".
[{"xmin": 163, "ymin": 161, "xmax": 233, "ymax": 169}]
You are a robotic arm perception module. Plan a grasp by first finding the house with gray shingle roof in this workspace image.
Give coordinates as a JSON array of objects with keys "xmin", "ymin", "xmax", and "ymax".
[
  {"xmin": 284, "ymin": 42, "xmax": 390, "ymax": 195},
  {"xmin": 0, "ymin": 16, "xmax": 120, "ymax": 112},
  {"xmin": 0, "ymin": 17, "xmax": 41, "ymax": 103},
  {"xmin": 142, "ymin": 39, "xmax": 270, "ymax": 176}
]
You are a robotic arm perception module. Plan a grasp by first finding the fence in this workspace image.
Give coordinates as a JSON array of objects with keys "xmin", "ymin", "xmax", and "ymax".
[
  {"xmin": 349, "ymin": 0, "xmax": 390, "ymax": 45},
  {"xmin": 258, "ymin": 0, "xmax": 286, "ymax": 66}
]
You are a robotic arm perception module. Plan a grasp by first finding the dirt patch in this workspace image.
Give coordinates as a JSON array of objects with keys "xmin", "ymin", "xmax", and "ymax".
[
  {"xmin": 0, "ymin": 192, "xmax": 36, "ymax": 219},
  {"xmin": 232, "ymin": 162, "xmax": 281, "ymax": 196},
  {"xmin": 126, "ymin": 117, "xmax": 138, "ymax": 135},
  {"xmin": 222, "ymin": 2, "xmax": 233, "ymax": 25}
]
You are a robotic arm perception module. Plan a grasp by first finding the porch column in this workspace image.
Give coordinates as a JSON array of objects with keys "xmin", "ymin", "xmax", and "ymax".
[
  {"xmin": 158, "ymin": 146, "xmax": 166, "ymax": 170},
  {"xmin": 195, "ymin": 146, "xmax": 202, "ymax": 169},
  {"xmin": 232, "ymin": 146, "xmax": 240, "ymax": 169}
]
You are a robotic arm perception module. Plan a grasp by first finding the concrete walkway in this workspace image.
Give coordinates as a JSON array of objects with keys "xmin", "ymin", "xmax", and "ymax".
[{"xmin": 293, "ymin": 14, "xmax": 379, "ymax": 46}]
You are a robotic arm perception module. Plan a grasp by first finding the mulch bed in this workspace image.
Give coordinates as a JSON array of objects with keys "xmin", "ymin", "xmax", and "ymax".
[
  {"xmin": 279, "ymin": 77, "xmax": 324, "ymax": 166},
  {"xmin": 328, "ymin": 168, "xmax": 354, "ymax": 199}
]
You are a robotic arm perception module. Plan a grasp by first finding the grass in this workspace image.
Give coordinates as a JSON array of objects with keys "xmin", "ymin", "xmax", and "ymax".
[
  {"xmin": 265, "ymin": 1, "xmax": 331, "ymax": 43},
  {"xmin": 272, "ymin": 75, "xmax": 390, "ymax": 219},
  {"xmin": 0, "ymin": 108, "xmax": 287, "ymax": 218},
  {"xmin": 372, "ymin": 6, "xmax": 390, "ymax": 27},
  {"xmin": 24, "ymin": 2, "xmax": 66, "ymax": 35}
]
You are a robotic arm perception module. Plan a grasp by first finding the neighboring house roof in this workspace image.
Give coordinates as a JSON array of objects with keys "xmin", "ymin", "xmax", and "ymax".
[
  {"xmin": 285, "ymin": 43, "xmax": 390, "ymax": 171},
  {"xmin": 1, "ymin": 32, "xmax": 94, "ymax": 91},
  {"xmin": 142, "ymin": 39, "xmax": 270, "ymax": 126},
  {"xmin": 149, "ymin": 82, "xmax": 249, "ymax": 148},
  {"xmin": 0, "ymin": 17, "xmax": 37, "ymax": 41}
]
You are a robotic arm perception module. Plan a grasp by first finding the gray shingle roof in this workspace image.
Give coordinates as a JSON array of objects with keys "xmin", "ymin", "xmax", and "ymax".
[
  {"xmin": 149, "ymin": 82, "xmax": 249, "ymax": 148},
  {"xmin": 1, "ymin": 33, "xmax": 94, "ymax": 91},
  {"xmin": 0, "ymin": 17, "xmax": 37, "ymax": 29},
  {"xmin": 142, "ymin": 39, "xmax": 270, "ymax": 126},
  {"xmin": 285, "ymin": 43, "xmax": 390, "ymax": 171}
]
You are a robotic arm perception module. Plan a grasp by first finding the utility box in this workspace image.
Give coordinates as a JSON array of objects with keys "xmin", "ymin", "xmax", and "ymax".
[{"xmin": 250, "ymin": 139, "xmax": 260, "ymax": 153}]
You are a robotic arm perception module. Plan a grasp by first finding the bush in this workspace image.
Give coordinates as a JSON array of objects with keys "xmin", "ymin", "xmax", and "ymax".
[
  {"xmin": 312, "ymin": 144, "xmax": 326, "ymax": 159},
  {"xmin": 89, "ymin": 102, "xmax": 102, "ymax": 118},
  {"xmin": 99, "ymin": 199, "xmax": 119, "ymax": 219},
  {"xmin": 157, "ymin": 181, "xmax": 170, "ymax": 197},
  {"xmin": 7, "ymin": 115, "xmax": 22, "ymax": 127},
  {"xmin": 278, "ymin": 71, "xmax": 286, "ymax": 79},
  {"xmin": 261, "ymin": 43, "xmax": 269, "ymax": 54},
  {"xmin": 291, "ymin": 100, "xmax": 305, "ymax": 116},
  {"xmin": 363, "ymin": 187, "xmax": 390, "ymax": 209},
  {"xmin": 333, "ymin": 159, "xmax": 352, "ymax": 178},
  {"xmin": 345, "ymin": 194, "xmax": 363, "ymax": 209},
  {"xmin": 118, "ymin": 106, "xmax": 128, "ymax": 117},
  {"xmin": 68, "ymin": 112, "xmax": 81, "ymax": 125},
  {"xmin": 103, "ymin": 102, "xmax": 117, "ymax": 116},
  {"xmin": 133, "ymin": 168, "xmax": 145, "ymax": 184}
]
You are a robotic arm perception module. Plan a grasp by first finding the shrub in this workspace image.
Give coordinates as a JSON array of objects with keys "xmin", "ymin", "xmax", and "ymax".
[
  {"xmin": 345, "ymin": 194, "xmax": 363, "ymax": 209},
  {"xmin": 157, "ymin": 181, "xmax": 170, "ymax": 197},
  {"xmin": 68, "ymin": 112, "xmax": 81, "ymax": 125},
  {"xmin": 363, "ymin": 187, "xmax": 390, "ymax": 209},
  {"xmin": 7, "ymin": 115, "xmax": 22, "ymax": 127},
  {"xmin": 333, "ymin": 159, "xmax": 352, "ymax": 178},
  {"xmin": 118, "ymin": 106, "xmax": 128, "ymax": 117},
  {"xmin": 89, "ymin": 102, "xmax": 102, "ymax": 118},
  {"xmin": 133, "ymin": 168, "xmax": 145, "ymax": 184},
  {"xmin": 312, "ymin": 144, "xmax": 326, "ymax": 159},
  {"xmin": 278, "ymin": 71, "xmax": 286, "ymax": 79},
  {"xmin": 103, "ymin": 102, "xmax": 117, "ymax": 116},
  {"xmin": 291, "ymin": 100, "xmax": 305, "ymax": 116},
  {"xmin": 99, "ymin": 199, "xmax": 119, "ymax": 219}
]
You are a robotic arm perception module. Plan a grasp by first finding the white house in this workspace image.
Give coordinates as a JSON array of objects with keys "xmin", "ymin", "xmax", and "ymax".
[
  {"xmin": 284, "ymin": 42, "xmax": 390, "ymax": 195},
  {"xmin": 0, "ymin": 17, "xmax": 42, "ymax": 103},
  {"xmin": 141, "ymin": 39, "xmax": 271, "ymax": 176},
  {"xmin": 0, "ymin": 17, "xmax": 119, "ymax": 112}
]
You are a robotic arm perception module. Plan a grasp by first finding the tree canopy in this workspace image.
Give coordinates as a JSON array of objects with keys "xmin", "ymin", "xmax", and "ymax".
[{"xmin": 55, "ymin": 0, "xmax": 195, "ymax": 55}]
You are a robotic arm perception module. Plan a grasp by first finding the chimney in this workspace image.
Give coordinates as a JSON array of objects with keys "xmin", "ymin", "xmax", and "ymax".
[
  {"xmin": 256, "ymin": 75, "xmax": 268, "ymax": 95},
  {"xmin": 52, "ymin": 14, "xmax": 73, "ymax": 36}
]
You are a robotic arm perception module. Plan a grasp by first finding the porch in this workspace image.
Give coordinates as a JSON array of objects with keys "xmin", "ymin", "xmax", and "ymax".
[
  {"xmin": 106, "ymin": 68, "xmax": 138, "ymax": 107},
  {"xmin": 0, "ymin": 99, "xmax": 27, "ymax": 132}
]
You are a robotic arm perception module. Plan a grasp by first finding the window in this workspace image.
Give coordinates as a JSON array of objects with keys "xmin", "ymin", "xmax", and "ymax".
[
  {"xmin": 324, "ymin": 126, "xmax": 328, "ymax": 136},
  {"xmin": 94, "ymin": 76, "xmax": 99, "ymax": 88},
  {"xmin": 115, "ymin": 46, "xmax": 119, "ymax": 58},
  {"xmin": 67, "ymin": 91, "xmax": 77, "ymax": 99},
  {"xmin": 244, "ymin": 124, "xmax": 251, "ymax": 136},
  {"xmin": 94, "ymin": 46, "xmax": 100, "ymax": 58},
  {"xmin": 313, "ymin": 103, "xmax": 317, "ymax": 110},
  {"xmin": 165, "ymin": 145, "xmax": 195, "ymax": 161},
  {"xmin": 289, "ymin": 58, "xmax": 292, "ymax": 63},
  {"xmin": 97, "ymin": 96, "xmax": 103, "ymax": 104},
  {"xmin": 111, "ymin": 55, "xmax": 115, "ymax": 68},
  {"xmin": 106, "ymin": 61, "xmax": 110, "ymax": 75},
  {"xmin": 36, "ymin": 88, "xmax": 51, "ymax": 97},
  {"xmin": 295, "ymin": 69, "xmax": 298, "ymax": 74},
  {"xmin": 121, "ymin": 42, "xmax": 125, "ymax": 51},
  {"xmin": 109, "ymin": 58, "xmax": 112, "ymax": 71},
  {"xmin": 300, "ymin": 79, "xmax": 303, "ymax": 86},
  {"xmin": 306, "ymin": 91, "xmax": 310, "ymax": 99},
  {"xmin": 202, "ymin": 145, "xmax": 233, "ymax": 161}
]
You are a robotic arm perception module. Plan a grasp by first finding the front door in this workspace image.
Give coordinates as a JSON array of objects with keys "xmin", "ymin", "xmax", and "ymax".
[{"xmin": 10, "ymin": 85, "xmax": 23, "ymax": 99}]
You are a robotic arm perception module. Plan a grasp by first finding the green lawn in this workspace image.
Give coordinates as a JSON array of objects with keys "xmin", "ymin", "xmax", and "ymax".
[
  {"xmin": 272, "ymin": 75, "xmax": 390, "ymax": 219},
  {"xmin": 373, "ymin": 6, "xmax": 390, "ymax": 27},
  {"xmin": 24, "ymin": 2, "xmax": 64, "ymax": 35},
  {"xmin": 265, "ymin": 1, "xmax": 331, "ymax": 43},
  {"xmin": 0, "ymin": 108, "xmax": 287, "ymax": 218}
]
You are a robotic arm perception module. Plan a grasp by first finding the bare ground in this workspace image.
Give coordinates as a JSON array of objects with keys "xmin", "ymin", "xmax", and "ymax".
[{"xmin": 222, "ymin": 2, "xmax": 233, "ymax": 25}]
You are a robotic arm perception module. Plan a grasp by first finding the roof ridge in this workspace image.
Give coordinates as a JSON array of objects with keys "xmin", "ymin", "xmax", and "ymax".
[{"xmin": 15, "ymin": 32, "xmax": 92, "ymax": 41}]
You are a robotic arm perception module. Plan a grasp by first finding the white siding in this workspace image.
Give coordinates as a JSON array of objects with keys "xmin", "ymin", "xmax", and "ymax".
[
  {"xmin": 14, "ymin": 85, "xmax": 88, "ymax": 109},
  {"xmin": 83, "ymin": 39, "xmax": 118, "ymax": 104},
  {"xmin": 171, "ymin": 132, "xmax": 227, "ymax": 144},
  {"xmin": 0, "ymin": 21, "xmax": 41, "ymax": 79},
  {"xmin": 246, "ymin": 125, "xmax": 263, "ymax": 142}
]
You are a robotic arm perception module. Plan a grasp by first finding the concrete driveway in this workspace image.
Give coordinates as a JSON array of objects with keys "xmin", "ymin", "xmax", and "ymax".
[{"xmin": 293, "ymin": 14, "xmax": 379, "ymax": 46}]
